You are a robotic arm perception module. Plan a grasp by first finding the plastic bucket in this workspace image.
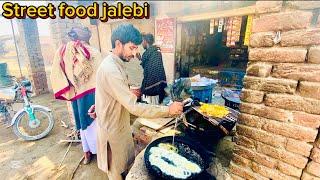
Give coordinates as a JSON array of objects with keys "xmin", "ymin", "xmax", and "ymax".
[{"xmin": 191, "ymin": 84, "xmax": 215, "ymax": 103}]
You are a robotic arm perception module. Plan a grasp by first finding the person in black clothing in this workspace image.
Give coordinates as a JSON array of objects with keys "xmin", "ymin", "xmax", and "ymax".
[{"xmin": 139, "ymin": 33, "xmax": 167, "ymax": 104}]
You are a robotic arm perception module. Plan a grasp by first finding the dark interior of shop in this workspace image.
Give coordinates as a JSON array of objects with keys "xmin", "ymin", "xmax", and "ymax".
[{"xmin": 177, "ymin": 16, "xmax": 249, "ymax": 89}]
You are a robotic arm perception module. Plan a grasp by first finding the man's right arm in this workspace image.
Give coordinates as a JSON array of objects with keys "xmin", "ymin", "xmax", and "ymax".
[{"xmin": 105, "ymin": 70, "xmax": 182, "ymax": 118}]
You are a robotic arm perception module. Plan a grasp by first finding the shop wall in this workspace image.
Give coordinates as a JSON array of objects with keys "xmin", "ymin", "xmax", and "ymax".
[
  {"xmin": 161, "ymin": 53, "xmax": 175, "ymax": 83},
  {"xmin": 229, "ymin": 1, "xmax": 320, "ymax": 179},
  {"xmin": 96, "ymin": 19, "xmax": 155, "ymax": 56},
  {"xmin": 94, "ymin": 19, "xmax": 155, "ymax": 86}
]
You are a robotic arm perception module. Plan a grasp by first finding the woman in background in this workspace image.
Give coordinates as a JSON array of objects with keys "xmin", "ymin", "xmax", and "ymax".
[{"xmin": 50, "ymin": 27, "xmax": 102, "ymax": 164}]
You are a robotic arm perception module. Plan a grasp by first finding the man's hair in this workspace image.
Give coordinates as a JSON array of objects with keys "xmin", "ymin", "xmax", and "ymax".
[
  {"xmin": 111, "ymin": 24, "xmax": 142, "ymax": 48},
  {"xmin": 142, "ymin": 33, "xmax": 154, "ymax": 45}
]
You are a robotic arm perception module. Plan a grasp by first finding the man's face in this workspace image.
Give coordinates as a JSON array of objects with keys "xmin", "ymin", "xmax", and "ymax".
[
  {"xmin": 142, "ymin": 39, "xmax": 148, "ymax": 49},
  {"xmin": 117, "ymin": 41, "xmax": 139, "ymax": 62}
]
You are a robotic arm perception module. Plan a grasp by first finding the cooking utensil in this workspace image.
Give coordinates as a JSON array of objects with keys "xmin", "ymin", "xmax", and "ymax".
[
  {"xmin": 182, "ymin": 105, "xmax": 238, "ymax": 143},
  {"xmin": 191, "ymin": 106, "xmax": 237, "ymax": 135},
  {"xmin": 156, "ymin": 119, "xmax": 178, "ymax": 132},
  {"xmin": 144, "ymin": 136, "xmax": 211, "ymax": 179}
]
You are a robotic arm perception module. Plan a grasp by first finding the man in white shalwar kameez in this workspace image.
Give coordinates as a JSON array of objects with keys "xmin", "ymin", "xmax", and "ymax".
[{"xmin": 95, "ymin": 24, "xmax": 183, "ymax": 180}]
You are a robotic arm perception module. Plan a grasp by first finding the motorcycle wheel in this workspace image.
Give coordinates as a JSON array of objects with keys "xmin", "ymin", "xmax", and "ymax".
[{"xmin": 13, "ymin": 107, "xmax": 54, "ymax": 141}]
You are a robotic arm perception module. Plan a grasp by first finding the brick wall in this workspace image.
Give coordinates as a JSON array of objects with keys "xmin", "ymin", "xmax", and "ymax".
[
  {"xmin": 16, "ymin": 19, "xmax": 48, "ymax": 95},
  {"xmin": 49, "ymin": 18, "xmax": 82, "ymax": 49},
  {"xmin": 229, "ymin": 1, "xmax": 320, "ymax": 179},
  {"xmin": 48, "ymin": 1, "xmax": 82, "ymax": 49}
]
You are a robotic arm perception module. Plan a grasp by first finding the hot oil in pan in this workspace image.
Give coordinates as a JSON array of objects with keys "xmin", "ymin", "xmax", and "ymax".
[
  {"xmin": 144, "ymin": 135, "xmax": 215, "ymax": 179},
  {"xmin": 148, "ymin": 142, "xmax": 204, "ymax": 179}
]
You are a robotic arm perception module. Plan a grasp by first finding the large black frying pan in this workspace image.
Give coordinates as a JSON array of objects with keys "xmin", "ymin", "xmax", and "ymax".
[
  {"xmin": 183, "ymin": 106, "xmax": 238, "ymax": 144},
  {"xmin": 144, "ymin": 136, "xmax": 212, "ymax": 180}
]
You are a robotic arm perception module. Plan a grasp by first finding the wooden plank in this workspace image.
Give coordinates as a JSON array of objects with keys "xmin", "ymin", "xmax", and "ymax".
[
  {"xmin": 58, "ymin": 139, "xmax": 81, "ymax": 144},
  {"xmin": 137, "ymin": 117, "xmax": 174, "ymax": 130},
  {"xmin": 177, "ymin": 5, "xmax": 256, "ymax": 22}
]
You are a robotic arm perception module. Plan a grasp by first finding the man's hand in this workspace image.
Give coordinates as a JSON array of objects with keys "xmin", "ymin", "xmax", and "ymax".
[
  {"xmin": 88, "ymin": 105, "xmax": 96, "ymax": 119},
  {"xmin": 169, "ymin": 102, "xmax": 183, "ymax": 116},
  {"xmin": 130, "ymin": 88, "xmax": 141, "ymax": 98}
]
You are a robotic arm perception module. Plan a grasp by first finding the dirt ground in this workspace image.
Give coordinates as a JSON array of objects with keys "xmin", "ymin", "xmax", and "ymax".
[
  {"xmin": 0, "ymin": 93, "xmax": 108, "ymax": 180},
  {"xmin": 0, "ymin": 58, "xmax": 146, "ymax": 180},
  {"xmin": 0, "ymin": 91, "xmax": 235, "ymax": 180}
]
